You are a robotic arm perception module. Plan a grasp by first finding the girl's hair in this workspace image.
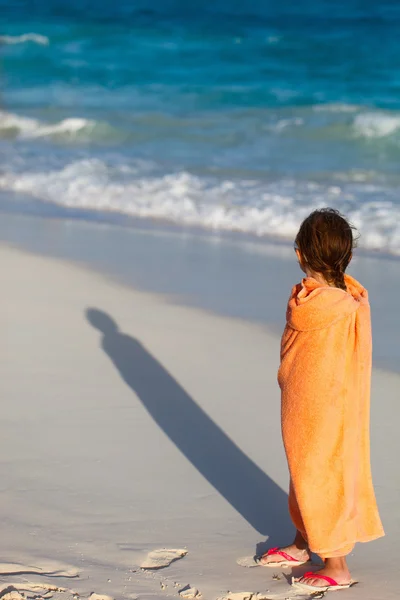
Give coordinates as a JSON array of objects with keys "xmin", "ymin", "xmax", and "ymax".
[{"xmin": 295, "ymin": 208, "xmax": 357, "ymax": 291}]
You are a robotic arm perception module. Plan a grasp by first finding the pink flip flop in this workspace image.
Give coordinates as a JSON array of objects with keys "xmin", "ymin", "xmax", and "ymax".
[
  {"xmin": 256, "ymin": 547, "xmax": 310, "ymax": 567},
  {"xmin": 292, "ymin": 571, "xmax": 357, "ymax": 592}
]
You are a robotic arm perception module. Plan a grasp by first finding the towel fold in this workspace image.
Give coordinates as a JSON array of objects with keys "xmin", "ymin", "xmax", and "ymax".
[{"xmin": 278, "ymin": 275, "xmax": 384, "ymax": 558}]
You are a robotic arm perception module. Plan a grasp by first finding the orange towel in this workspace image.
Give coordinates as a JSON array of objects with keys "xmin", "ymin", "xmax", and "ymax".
[{"xmin": 278, "ymin": 274, "xmax": 384, "ymax": 558}]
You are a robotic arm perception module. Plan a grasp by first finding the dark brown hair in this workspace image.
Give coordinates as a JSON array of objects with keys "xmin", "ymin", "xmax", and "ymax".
[{"xmin": 295, "ymin": 208, "xmax": 356, "ymax": 291}]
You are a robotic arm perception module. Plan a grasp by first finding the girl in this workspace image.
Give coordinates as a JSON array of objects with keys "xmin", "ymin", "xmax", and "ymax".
[{"xmin": 260, "ymin": 208, "xmax": 384, "ymax": 592}]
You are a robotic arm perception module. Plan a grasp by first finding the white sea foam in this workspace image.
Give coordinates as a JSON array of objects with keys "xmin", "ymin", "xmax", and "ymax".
[
  {"xmin": 26, "ymin": 117, "xmax": 97, "ymax": 138},
  {"xmin": 353, "ymin": 112, "xmax": 400, "ymax": 138},
  {"xmin": 0, "ymin": 111, "xmax": 39, "ymax": 135},
  {"xmin": 271, "ymin": 117, "xmax": 304, "ymax": 132},
  {"xmin": 0, "ymin": 33, "xmax": 49, "ymax": 46},
  {"xmin": 0, "ymin": 110, "xmax": 106, "ymax": 140},
  {"xmin": 1, "ymin": 158, "xmax": 399, "ymax": 255},
  {"xmin": 313, "ymin": 103, "xmax": 360, "ymax": 113}
]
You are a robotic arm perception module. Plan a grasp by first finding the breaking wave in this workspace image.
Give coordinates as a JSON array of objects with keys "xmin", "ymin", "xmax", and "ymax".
[
  {"xmin": 1, "ymin": 158, "xmax": 399, "ymax": 255},
  {"xmin": 0, "ymin": 33, "xmax": 49, "ymax": 45}
]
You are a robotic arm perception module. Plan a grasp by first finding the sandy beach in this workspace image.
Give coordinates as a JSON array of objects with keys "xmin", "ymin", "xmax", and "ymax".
[
  {"xmin": 1, "ymin": 215, "xmax": 398, "ymax": 600},
  {"xmin": 2, "ymin": 3, "xmax": 400, "ymax": 598}
]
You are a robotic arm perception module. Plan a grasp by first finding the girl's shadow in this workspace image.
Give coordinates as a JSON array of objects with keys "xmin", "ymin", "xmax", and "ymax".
[{"xmin": 86, "ymin": 308, "xmax": 292, "ymax": 545}]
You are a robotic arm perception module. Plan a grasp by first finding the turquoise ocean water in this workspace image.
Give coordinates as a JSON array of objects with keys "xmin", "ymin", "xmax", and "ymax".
[{"xmin": 1, "ymin": 1, "xmax": 400, "ymax": 253}]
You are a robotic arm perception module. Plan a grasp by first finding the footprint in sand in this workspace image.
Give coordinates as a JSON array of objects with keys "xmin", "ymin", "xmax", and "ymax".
[
  {"xmin": 0, "ymin": 561, "xmax": 79, "ymax": 578},
  {"xmin": 0, "ymin": 584, "xmax": 79, "ymax": 600},
  {"xmin": 217, "ymin": 593, "xmax": 254, "ymax": 600},
  {"xmin": 217, "ymin": 592, "xmax": 317, "ymax": 600},
  {"xmin": 12, "ymin": 583, "xmax": 77, "ymax": 598},
  {"xmin": 0, "ymin": 582, "xmax": 118, "ymax": 600},
  {"xmin": 140, "ymin": 549, "xmax": 187, "ymax": 570}
]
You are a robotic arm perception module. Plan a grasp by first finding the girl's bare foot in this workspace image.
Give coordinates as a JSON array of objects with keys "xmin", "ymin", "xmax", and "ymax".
[
  {"xmin": 296, "ymin": 557, "xmax": 351, "ymax": 587},
  {"xmin": 259, "ymin": 531, "xmax": 310, "ymax": 565},
  {"xmin": 259, "ymin": 544, "xmax": 310, "ymax": 565}
]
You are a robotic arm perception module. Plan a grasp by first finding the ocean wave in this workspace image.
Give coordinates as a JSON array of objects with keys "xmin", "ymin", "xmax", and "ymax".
[
  {"xmin": 0, "ymin": 111, "xmax": 122, "ymax": 142},
  {"xmin": 3, "ymin": 103, "xmax": 400, "ymax": 152},
  {"xmin": 268, "ymin": 117, "xmax": 304, "ymax": 132},
  {"xmin": 352, "ymin": 112, "xmax": 400, "ymax": 138},
  {"xmin": 313, "ymin": 103, "xmax": 360, "ymax": 113},
  {"xmin": 302, "ymin": 104, "xmax": 400, "ymax": 140},
  {"xmin": 0, "ymin": 158, "xmax": 399, "ymax": 255},
  {"xmin": 0, "ymin": 33, "xmax": 49, "ymax": 46}
]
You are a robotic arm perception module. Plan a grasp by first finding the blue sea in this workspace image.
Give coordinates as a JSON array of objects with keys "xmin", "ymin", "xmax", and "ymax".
[{"xmin": 1, "ymin": 0, "xmax": 400, "ymax": 253}]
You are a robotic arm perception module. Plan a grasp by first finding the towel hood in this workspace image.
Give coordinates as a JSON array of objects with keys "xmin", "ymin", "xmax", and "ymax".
[{"xmin": 286, "ymin": 275, "xmax": 369, "ymax": 332}]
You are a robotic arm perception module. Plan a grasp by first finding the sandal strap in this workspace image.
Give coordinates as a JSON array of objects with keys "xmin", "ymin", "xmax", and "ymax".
[
  {"xmin": 265, "ymin": 547, "xmax": 301, "ymax": 562},
  {"xmin": 302, "ymin": 572, "xmax": 339, "ymax": 587}
]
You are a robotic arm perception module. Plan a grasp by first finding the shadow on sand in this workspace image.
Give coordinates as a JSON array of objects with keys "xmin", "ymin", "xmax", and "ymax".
[{"xmin": 86, "ymin": 308, "xmax": 292, "ymax": 546}]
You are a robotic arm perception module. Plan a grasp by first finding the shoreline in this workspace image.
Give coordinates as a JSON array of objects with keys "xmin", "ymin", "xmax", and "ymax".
[
  {"xmin": 0, "ymin": 210, "xmax": 399, "ymax": 374},
  {"xmin": 1, "ymin": 231, "xmax": 398, "ymax": 379},
  {"xmin": 2, "ymin": 196, "xmax": 400, "ymax": 265}
]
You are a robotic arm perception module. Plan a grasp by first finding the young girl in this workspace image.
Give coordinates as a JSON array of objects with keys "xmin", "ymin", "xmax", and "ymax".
[{"xmin": 260, "ymin": 208, "xmax": 384, "ymax": 592}]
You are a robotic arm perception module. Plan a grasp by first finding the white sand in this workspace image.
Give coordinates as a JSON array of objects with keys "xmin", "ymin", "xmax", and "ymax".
[{"xmin": 1, "ymin": 244, "xmax": 398, "ymax": 600}]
